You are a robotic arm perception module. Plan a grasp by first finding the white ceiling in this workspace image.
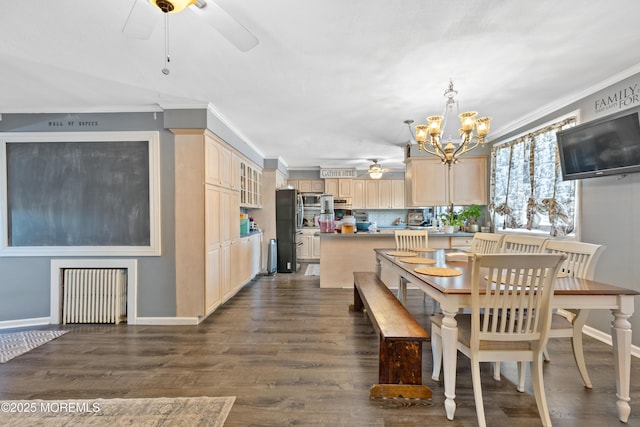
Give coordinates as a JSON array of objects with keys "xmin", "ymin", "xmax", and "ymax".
[{"xmin": 2, "ymin": 1, "xmax": 640, "ymax": 171}]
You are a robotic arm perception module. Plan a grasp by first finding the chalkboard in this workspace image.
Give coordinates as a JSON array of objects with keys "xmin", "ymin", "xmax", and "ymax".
[{"xmin": 6, "ymin": 140, "xmax": 150, "ymax": 247}]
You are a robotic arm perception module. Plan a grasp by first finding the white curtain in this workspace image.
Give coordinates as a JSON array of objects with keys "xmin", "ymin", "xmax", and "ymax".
[{"xmin": 490, "ymin": 117, "xmax": 576, "ymax": 236}]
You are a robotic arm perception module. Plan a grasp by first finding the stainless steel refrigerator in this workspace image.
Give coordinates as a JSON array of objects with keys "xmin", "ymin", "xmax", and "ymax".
[{"xmin": 275, "ymin": 188, "xmax": 302, "ymax": 273}]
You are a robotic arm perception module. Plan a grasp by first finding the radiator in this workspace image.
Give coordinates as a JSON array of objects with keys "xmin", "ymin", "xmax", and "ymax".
[{"xmin": 62, "ymin": 268, "xmax": 127, "ymax": 324}]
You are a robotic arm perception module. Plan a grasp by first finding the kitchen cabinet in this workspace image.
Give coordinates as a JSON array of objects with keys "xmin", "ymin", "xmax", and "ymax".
[
  {"xmin": 205, "ymin": 136, "xmax": 232, "ymax": 187},
  {"xmin": 352, "ymin": 179, "xmax": 366, "ymax": 208},
  {"xmin": 297, "ymin": 179, "xmax": 324, "ymax": 193},
  {"xmin": 174, "ymin": 129, "xmax": 262, "ymax": 320},
  {"xmin": 240, "ymin": 160, "xmax": 262, "ymax": 208},
  {"xmin": 405, "ymin": 156, "xmax": 487, "ymax": 206},
  {"xmin": 324, "ymin": 178, "xmax": 353, "ymax": 198},
  {"xmin": 360, "ymin": 179, "xmax": 405, "ymax": 209},
  {"xmin": 297, "ymin": 228, "xmax": 320, "ymax": 260}
]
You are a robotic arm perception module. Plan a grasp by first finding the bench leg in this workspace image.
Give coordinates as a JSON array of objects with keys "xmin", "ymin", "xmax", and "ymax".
[
  {"xmin": 372, "ymin": 339, "xmax": 432, "ymax": 399},
  {"xmin": 350, "ymin": 286, "xmax": 365, "ymax": 312},
  {"xmin": 379, "ymin": 340, "xmax": 423, "ymax": 385}
]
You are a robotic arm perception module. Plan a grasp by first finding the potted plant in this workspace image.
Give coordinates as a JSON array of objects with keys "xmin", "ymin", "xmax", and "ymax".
[
  {"xmin": 440, "ymin": 209, "xmax": 463, "ymax": 233},
  {"xmin": 460, "ymin": 204, "xmax": 483, "ymax": 232}
]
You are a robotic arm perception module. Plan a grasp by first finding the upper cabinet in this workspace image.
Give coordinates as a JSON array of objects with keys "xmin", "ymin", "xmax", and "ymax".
[
  {"xmin": 205, "ymin": 132, "xmax": 261, "ymax": 208},
  {"xmin": 325, "ymin": 178, "xmax": 353, "ymax": 198},
  {"xmin": 288, "ymin": 179, "xmax": 324, "ymax": 193},
  {"xmin": 405, "ymin": 156, "xmax": 487, "ymax": 206},
  {"xmin": 240, "ymin": 160, "xmax": 262, "ymax": 208},
  {"xmin": 352, "ymin": 179, "xmax": 405, "ymax": 209}
]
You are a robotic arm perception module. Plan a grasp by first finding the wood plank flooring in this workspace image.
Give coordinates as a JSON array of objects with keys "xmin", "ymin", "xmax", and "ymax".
[{"xmin": 1, "ymin": 263, "xmax": 639, "ymax": 426}]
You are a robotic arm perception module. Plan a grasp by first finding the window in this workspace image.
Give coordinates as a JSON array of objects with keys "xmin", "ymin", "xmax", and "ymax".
[{"xmin": 490, "ymin": 117, "xmax": 576, "ymax": 237}]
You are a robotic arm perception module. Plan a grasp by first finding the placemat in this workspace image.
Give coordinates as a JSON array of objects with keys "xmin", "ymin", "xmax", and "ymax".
[
  {"xmin": 410, "ymin": 247, "xmax": 436, "ymax": 253},
  {"xmin": 386, "ymin": 251, "xmax": 417, "ymax": 257},
  {"xmin": 414, "ymin": 266, "xmax": 462, "ymax": 277},
  {"xmin": 399, "ymin": 257, "xmax": 437, "ymax": 265}
]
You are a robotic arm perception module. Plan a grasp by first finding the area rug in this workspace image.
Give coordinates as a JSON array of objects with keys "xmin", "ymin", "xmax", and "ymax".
[
  {"xmin": 0, "ymin": 396, "xmax": 235, "ymax": 427},
  {"xmin": 305, "ymin": 263, "xmax": 320, "ymax": 276},
  {"xmin": 0, "ymin": 330, "xmax": 68, "ymax": 363}
]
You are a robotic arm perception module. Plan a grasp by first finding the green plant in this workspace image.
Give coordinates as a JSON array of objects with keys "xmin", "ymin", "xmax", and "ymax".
[
  {"xmin": 440, "ymin": 210, "xmax": 463, "ymax": 227},
  {"xmin": 460, "ymin": 204, "xmax": 483, "ymax": 225}
]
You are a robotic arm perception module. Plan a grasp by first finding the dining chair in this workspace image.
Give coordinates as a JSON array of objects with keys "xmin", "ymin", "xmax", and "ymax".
[
  {"xmin": 443, "ymin": 232, "xmax": 505, "ymax": 314},
  {"xmin": 539, "ymin": 239, "xmax": 606, "ymax": 389},
  {"xmin": 493, "ymin": 234, "xmax": 548, "ymax": 381},
  {"xmin": 431, "ymin": 253, "xmax": 566, "ymax": 427},
  {"xmin": 500, "ymin": 234, "xmax": 548, "ymax": 254},
  {"xmin": 470, "ymin": 232, "xmax": 505, "ymax": 254},
  {"xmin": 394, "ymin": 229, "xmax": 429, "ymax": 303},
  {"xmin": 394, "ymin": 229, "xmax": 429, "ymax": 250}
]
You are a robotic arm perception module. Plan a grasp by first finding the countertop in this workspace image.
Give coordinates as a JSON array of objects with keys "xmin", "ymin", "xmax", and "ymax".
[
  {"xmin": 318, "ymin": 231, "xmax": 475, "ymax": 238},
  {"xmin": 240, "ymin": 230, "xmax": 263, "ymax": 238}
]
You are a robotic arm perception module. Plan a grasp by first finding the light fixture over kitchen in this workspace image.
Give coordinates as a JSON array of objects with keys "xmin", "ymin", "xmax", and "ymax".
[
  {"xmin": 408, "ymin": 79, "xmax": 491, "ymax": 168},
  {"xmin": 149, "ymin": 0, "xmax": 202, "ymax": 14},
  {"xmin": 368, "ymin": 160, "xmax": 384, "ymax": 179}
]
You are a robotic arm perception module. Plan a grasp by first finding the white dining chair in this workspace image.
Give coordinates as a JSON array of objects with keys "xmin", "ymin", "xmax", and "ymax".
[
  {"xmin": 539, "ymin": 239, "xmax": 605, "ymax": 389},
  {"xmin": 493, "ymin": 234, "xmax": 548, "ymax": 381},
  {"xmin": 431, "ymin": 253, "xmax": 566, "ymax": 427},
  {"xmin": 500, "ymin": 234, "xmax": 548, "ymax": 254},
  {"xmin": 470, "ymin": 232, "xmax": 505, "ymax": 254},
  {"xmin": 394, "ymin": 229, "xmax": 429, "ymax": 303},
  {"xmin": 394, "ymin": 229, "xmax": 429, "ymax": 251}
]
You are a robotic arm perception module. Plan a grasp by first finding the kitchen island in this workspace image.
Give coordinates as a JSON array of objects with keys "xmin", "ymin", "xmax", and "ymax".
[{"xmin": 319, "ymin": 230, "xmax": 475, "ymax": 288}]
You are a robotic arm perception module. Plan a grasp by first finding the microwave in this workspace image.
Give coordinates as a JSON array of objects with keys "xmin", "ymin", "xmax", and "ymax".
[{"xmin": 301, "ymin": 193, "xmax": 321, "ymax": 207}]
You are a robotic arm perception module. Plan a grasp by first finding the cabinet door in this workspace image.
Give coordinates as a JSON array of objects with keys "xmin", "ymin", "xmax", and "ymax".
[
  {"xmin": 407, "ymin": 158, "xmax": 448, "ymax": 206},
  {"xmin": 219, "ymin": 145, "xmax": 232, "ymax": 188},
  {"xmin": 205, "ymin": 138, "xmax": 222, "ymax": 185},
  {"xmin": 297, "ymin": 235, "xmax": 312, "ymax": 259},
  {"xmin": 364, "ymin": 181, "xmax": 378, "ymax": 209},
  {"xmin": 231, "ymin": 153, "xmax": 241, "ymax": 191},
  {"xmin": 378, "ymin": 180, "xmax": 393, "ymax": 209},
  {"xmin": 391, "ymin": 180, "xmax": 405, "ymax": 208},
  {"xmin": 220, "ymin": 243, "xmax": 232, "ymax": 299},
  {"xmin": 298, "ymin": 179, "xmax": 312, "ymax": 193},
  {"xmin": 287, "ymin": 179, "xmax": 299, "ymax": 190},
  {"xmin": 324, "ymin": 179, "xmax": 338, "ymax": 196},
  {"xmin": 310, "ymin": 180, "xmax": 325, "ymax": 193},
  {"xmin": 205, "ymin": 247, "xmax": 221, "ymax": 314},
  {"xmin": 450, "ymin": 157, "xmax": 487, "ymax": 205},
  {"xmin": 338, "ymin": 179, "xmax": 353, "ymax": 197},
  {"xmin": 352, "ymin": 179, "xmax": 365, "ymax": 209},
  {"xmin": 312, "ymin": 235, "xmax": 321, "ymax": 258}
]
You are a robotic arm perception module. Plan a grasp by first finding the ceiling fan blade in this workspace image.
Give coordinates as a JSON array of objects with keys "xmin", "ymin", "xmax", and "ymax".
[
  {"xmin": 190, "ymin": 1, "xmax": 258, "ymax": 52},
  {"xmin": 122, "ymin": 0, "xmax": 159, "ymax": 39}
]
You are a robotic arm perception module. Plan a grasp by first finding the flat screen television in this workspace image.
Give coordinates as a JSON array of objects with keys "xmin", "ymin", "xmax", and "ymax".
[{"xmin": 556, "ymin": 112, "xmax": 640, "ymax": 180}]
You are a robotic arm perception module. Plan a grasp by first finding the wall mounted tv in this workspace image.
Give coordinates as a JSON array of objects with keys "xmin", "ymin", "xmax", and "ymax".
[{"xmin": 557, "ymin": 111, "xmax": 640, "ymax": 180}]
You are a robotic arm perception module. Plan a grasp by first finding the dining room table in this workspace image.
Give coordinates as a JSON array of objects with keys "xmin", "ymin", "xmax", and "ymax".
[{"xmin": 374, "ymin": 247, "xmax": 638, "ymax": 423}]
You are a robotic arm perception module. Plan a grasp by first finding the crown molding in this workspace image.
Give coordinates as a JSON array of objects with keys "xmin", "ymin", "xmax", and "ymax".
[{"xmin": 491, "ymin": 63, "xmax": 640, "ymax": 141}]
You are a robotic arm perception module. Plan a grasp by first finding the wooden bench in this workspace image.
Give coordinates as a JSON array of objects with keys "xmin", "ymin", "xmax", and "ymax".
[{"xmin": 350, "ymin": 272, "xmax": 432, "ymax": 399}]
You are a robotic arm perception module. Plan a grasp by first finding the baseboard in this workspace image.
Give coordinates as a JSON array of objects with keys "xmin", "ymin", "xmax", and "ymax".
[
  {"xmin": 583, "ymin": 325, "xmax": 640, "ymax": 359},
  {"xmin": 134, "ymin": 317, "xmax": 200, "ymax": 325},
  {"xmin": 0, "ymin": 317, "xmax": 50, "ymax": 330}
]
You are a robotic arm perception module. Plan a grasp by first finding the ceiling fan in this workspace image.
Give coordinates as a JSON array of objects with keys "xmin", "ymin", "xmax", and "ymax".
[
  {"xmin": 122, "ymin": 0, "xmax": 259, "ymax": 52},
  {"xmin": 366, "ymin": 159, "xmax": 391, "ymax": 179}
]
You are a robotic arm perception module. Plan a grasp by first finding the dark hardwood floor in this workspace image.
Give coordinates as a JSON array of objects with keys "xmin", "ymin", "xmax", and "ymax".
[{"xmin": 1, "ymin": 263, "xmax": 639, "ymax": 426}]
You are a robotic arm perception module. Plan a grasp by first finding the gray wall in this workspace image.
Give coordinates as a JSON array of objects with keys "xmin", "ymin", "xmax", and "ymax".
[
  {"xmin": 0, "ymin": 108, "xmax": 265, "ymax": 323},
  {"xmin": 0, "ymin": 112, "xmax": 177, "ymax": 320},
  {"xmin": 491, "ymin": 72, "xmax": 640, "ymax": 344}
]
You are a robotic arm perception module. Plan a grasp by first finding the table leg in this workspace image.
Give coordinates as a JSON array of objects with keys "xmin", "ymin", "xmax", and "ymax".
[
  {"xmin": 611, "ymin": 296, "xmax": 634, "ymax": 423},
  {"xmin": 398, "ymin": 277, "xmax": 407, "ymax": 305},
  {"xmin": 440, "ymin": 307, "xmax": 459, "ymax": 420}
]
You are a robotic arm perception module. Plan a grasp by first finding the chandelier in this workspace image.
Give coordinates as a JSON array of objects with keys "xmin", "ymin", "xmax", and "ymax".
[{"xmin": 408, "ymin": 80, "xmax": 491, "ymax": 167}]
